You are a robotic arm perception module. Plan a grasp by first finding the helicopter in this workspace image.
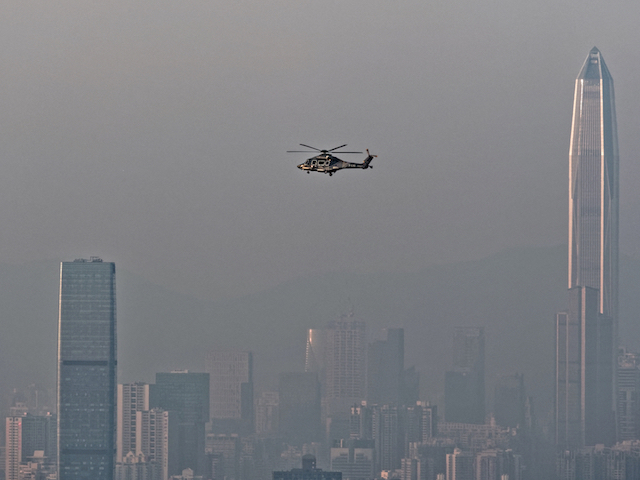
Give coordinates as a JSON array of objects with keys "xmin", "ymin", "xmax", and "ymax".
[{"xmin": 288, "ymin": 144, "xmax": 377, "ymax": 176}]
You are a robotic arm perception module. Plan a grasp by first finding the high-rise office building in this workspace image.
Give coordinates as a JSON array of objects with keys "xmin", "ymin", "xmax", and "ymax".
[
  {"xmin": 57, "ymin": 258, "xmax": 117, "ymax": 480},
  {"xmin": 117, "ymin": 383, "xmax": 175, "ymax": 480},
  {"xmin": 115, "ymin": 452, "xmax": 162, "ymax": 480},
  {"xmin": 325, "ymin": 316, "xmax": 366, "ymax": 410},
  {"xmin": 406, "ymin": 442, "xmax": 454, "ymax": 480},
  {"xmin": 616, "ymin": 349, "xmax": 640, "ymax": 441},
  {"xmin": 556, "ymin": 287, "xmax": 614, "ymax": 447},
  {"xmin": 556, "ymin": 47, "xmax": 618, "ymax": 448},
  {"xmin": 420, "ymin": 404, "xmax": 438, "ymax": 442},
  {"xmin": 6, "ymin": 409, "xmax": 57, "ymax": 471},
  {"xmin": 444, "ymin": 369, "xmax": 483, "ymax": 424},
  {"xmin": 254, "ymin": 391, "xmax": 279, "ymax": 436},
  {"xmin": 324, "ymin": 316, "xmax": 366, "ymax": 442},
  {"xmin": 494, "ymin": 374, "xmax": 526, "ymax": 429},
  {"xmin": 21, "ymin": 414, "xmax": 56, "ymax": 463},
  {"xmin": 205, "ymin": 432, "xmax": 240, "ymax": 480},
  {"xmin": 568, "ymin": 47, "xmax": 619, "ymax": 322},
  {"xmin": 205, "ymin": 351, "xmax": 254, "ymax": 432},
  {"xmin": 373, "ymin": 404, "xmax": 403, "ymax": 472},
  {"xmin": 136, "ymin": 408, "xmax": 176, "ymax": 480},
  {"xmin": 367, "ymin": 328, "xmax": 404, "ymax": 406},
  {"xmin": 306, "ymin": 329, "xmax": 326, "ymax": 375},
  {"xmin": 117, "ymin": 382, "xmax": 150, "ymax": 460},
  {"xmin": 402, "ymin": 366, "xmax": 420, "ymax": 407},
  {"xmin": 349, "ymin": 403, "xmax": 374, "ymax": 440},
  {"xmin": 330, "ymin": 439, "xmax": 375, "ymax": 480},
  {"xmin": 474, "ymin": 449, "xmax": 522, "ymax": 480},
  {"xmin": 5, "ymin": 417, "xmax": 22, "ymax": 480},
  {"xmin": 445, "ymin": 327, "xmax": 485, "ymax": 424},
  {"xmin": 278, "ymin": 372, "xmax": 322, "ymax": 445},
  {"xmin": 445, "ymin": 448, "xmax": 473, "ymax": 480},
  {"xmin": 556, "ymin": 444, "xmax": 640, "ymax": 480},
  {"xmin": 452, "ymin": 327, "xmax": 485, "ymax": 375},
  {"xmin": 402, "ymin": 402, "xmax": 438, "ymax": 449},
  {"xmin": 150, "ymin": 371, "xmax": 209, "ymax": 476}
]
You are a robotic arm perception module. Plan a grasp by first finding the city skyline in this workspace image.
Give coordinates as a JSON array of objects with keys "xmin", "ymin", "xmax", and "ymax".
[
  {"xmin": 1, "ymin": 249, "xmax": 632, "ymax": 480},
  {"xmin": 1, "ymin": 1, "xmax": 640, "ymax": 476},
  {"xmin": 3, "ymin": 15, "xmax": 640, "ymax": 410},
  {"xmin": 1, "ymin": 2, "xmax": 640, "ymax": 408}
]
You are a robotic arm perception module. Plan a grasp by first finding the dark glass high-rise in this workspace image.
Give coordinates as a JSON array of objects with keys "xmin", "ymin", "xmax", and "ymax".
[
  {"xmin": 367, "ymin": 328, "xmax": 404, "ymax": 406},
  {"xmin": 205, "ymin": 351, "xmax": 253, "ymax": 434},
  {"xmin": 445, "ymin": 327, "xmax": 485, "ymax": 424},
  {"xmin": 150, "ymin": 371, "xmax": 209, "ymax": 477},
  {"xmin": 494, "ymin": 374, "xmax": 526, "ymax": 428},
  {"xmin": 278, "ymin": 372, "xmax": 321, "ymax": 445},
  {"xmin": 57, "ymin": 258, "xmax": 117, "ymax": 480}
]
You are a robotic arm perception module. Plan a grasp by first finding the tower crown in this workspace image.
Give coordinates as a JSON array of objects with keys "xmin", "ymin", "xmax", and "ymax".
[{"xmin": 577, "ymin": 46, "xmax": 611, "ymax": 80}]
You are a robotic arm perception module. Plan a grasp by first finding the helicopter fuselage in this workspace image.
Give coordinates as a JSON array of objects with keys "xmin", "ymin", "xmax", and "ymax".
[{"xmin": 297, "ymin": 153, "xmax": 374, "ymax": 176}]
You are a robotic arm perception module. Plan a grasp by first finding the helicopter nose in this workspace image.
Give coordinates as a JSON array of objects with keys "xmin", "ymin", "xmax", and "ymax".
[{"xmin": 297, "ymin": 164, "xmax": 303, "ymax": 170}]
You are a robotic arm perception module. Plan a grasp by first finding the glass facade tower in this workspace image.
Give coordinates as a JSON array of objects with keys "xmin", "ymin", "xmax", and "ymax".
[
  {"xmin": 367, "ymin": 328, "xmax": 404, "ymax": 406},
  {"xmin": 555, "ymin": 287, "xmax": 614, "ymax": 447},
  {"xmin": 149, "ymin": 371, "xmax": 209, "ymax": 477},
  {"xmin": 57, "ymin": 258, "xmax": 117, "ymax": 480},
  {"xmin": 556, "ymin": 47, "xmax": 618, "ymax": 448},
  {"xmin": 445, "ymin": 327, "xmax": 485, "ymax": 424},
  {"xmin": 568, "ymin": 46, "xmax": 619, "ymax": 320},
  {"xmin": 205, "ymin": 351, "xmax": 253, "ymax": 433}
]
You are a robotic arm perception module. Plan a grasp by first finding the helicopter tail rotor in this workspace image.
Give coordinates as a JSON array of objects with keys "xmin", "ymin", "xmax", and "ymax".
[{"xmin": 364, "ymin": 149, "xmax": 377, "ymax": 168}]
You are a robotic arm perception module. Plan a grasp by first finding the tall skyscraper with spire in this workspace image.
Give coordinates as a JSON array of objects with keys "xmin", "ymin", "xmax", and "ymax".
[
  {"xmin": 568, "ymin": 46, "xmax": 619, "ymax": 321},
  {"xmin": 57, "ymin": 258, "xmax": 117, "ymax": 479},
  {"xmin": 556, "ymin": 47, "xmax": 618, "ymax": 448}
]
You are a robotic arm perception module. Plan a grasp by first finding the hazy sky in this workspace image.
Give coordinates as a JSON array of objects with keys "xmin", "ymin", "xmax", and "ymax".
[{"xmin": 1, "ymin": 1, "xmax": 639, "ymax": 300}]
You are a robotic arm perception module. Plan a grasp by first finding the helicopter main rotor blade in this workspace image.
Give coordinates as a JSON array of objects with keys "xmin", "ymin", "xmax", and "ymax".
[
  {"xmin": 287, "ymin": 143, "xmax": 363, "ymax": 154},
  {"xmin": 328, "ymin": 144, "xmax": 348, "ymax": 152},
  {"xmin": 299, "ymin": 144, "xmax": 322, "ymax": 151}
]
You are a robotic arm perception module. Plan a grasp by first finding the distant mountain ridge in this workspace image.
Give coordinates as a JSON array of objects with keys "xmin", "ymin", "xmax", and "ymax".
[{"xmin": 3, "ymin": 246, "xmax": 639, "ymax": 418}]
